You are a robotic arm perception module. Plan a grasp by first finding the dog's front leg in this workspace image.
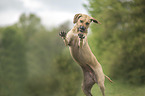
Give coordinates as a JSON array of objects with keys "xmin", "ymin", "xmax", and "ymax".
[
  {"xmin": 78, "ymin": 33, "xmax": 85, "ymax": 48},
  {"xmin": 59, "ymin": 31, "xmax": 69, "ymax": 46}
]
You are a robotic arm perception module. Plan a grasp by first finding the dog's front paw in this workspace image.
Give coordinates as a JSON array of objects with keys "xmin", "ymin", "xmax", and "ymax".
[
  {"xmin": 59, "ymin": 31, "xmax": 66, "ymax": 38},
  {"xmin": 78, "ymin": 33, "xmax": 85, "ymax": 39}
]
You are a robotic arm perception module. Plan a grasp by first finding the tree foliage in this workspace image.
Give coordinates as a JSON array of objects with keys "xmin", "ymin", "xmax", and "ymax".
[
  {"xmin": 85, "ymin": 0, "xmax": 145, "ymax": 84},
  {"xmin": 0, "ymin": 13, "xmax": 82, "ymax": 96},
  {"xmin": 53, "ymin": 52, "xmax": 82, "ymax": 96},
  {"xmin": 0, "ymin": 27, "xmax": 27, "ymax": 96}
]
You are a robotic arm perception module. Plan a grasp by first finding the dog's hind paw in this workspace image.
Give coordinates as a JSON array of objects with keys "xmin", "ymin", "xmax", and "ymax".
[
  {"xmin": 59, "ymin": 31, "xmax": 66, "ymax": 38},
  {"xmin": 78, "ymin": 33, "xmax": 85, "ymax": 39}
]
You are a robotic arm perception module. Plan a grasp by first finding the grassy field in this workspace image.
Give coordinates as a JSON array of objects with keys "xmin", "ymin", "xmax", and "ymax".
[{"xmin": 77, "ymin": 80, "xmax": 145, "ymax": 96}]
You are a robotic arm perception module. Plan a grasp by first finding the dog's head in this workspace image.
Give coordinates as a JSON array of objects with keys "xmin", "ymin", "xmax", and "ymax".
[{"xmin": 73, "ymin": 13, "xmax": 101, "ymax": 33}]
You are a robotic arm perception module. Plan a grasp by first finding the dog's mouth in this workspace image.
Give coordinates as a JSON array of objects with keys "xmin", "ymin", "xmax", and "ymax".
[{"xmin": 78, "ymin": 26, "xmax": 86, "ymax": 32}]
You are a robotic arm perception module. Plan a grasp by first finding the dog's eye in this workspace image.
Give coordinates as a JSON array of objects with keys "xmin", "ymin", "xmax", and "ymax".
[
  {"xmin": 86, "ymin": 22, "xmax": 89, "ymax": 25},
  {"xmin": 80, "ymin": 20, "xmax": 83, "ymax": 23}
]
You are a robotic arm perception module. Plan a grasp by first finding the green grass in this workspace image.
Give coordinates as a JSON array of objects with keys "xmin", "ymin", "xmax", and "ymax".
[{"xmin": 77, "ymin": 80, "xmax": 145, "ymax": 96}]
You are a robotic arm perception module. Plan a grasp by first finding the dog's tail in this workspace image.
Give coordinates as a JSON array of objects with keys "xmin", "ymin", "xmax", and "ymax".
[{"xmin": 105, "ymin": 75, "xmax": 113, "ymax": 83}]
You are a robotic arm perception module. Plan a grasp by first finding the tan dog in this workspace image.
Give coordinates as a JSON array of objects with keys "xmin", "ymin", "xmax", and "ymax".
[{"xmin": 59, "ymin": 13, "xmax": 112, "ymax": 96}]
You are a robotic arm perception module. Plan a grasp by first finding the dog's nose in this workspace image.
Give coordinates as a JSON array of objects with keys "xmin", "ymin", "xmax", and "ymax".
[
  {"xmin": 79, "ymin": 26, "xmax": 86, "ymax": 32},
  {"xmin": 80, "ymin": 26, "xmax": 85, "ymax": 30}
]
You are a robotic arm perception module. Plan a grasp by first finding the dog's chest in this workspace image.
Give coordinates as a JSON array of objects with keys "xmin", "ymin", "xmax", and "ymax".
[
  {"xmin": 71, "ymin": 36, "xmax": 79, "ymax": 46},
  {"xmin": 69, "ymin": 36, "xmax": 91, "ymax": 65}
]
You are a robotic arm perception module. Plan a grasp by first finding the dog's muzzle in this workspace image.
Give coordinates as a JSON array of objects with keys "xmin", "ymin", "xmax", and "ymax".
[{"xmin": 78, "ymin": 26, "xmax": 86, "ymax": 32}]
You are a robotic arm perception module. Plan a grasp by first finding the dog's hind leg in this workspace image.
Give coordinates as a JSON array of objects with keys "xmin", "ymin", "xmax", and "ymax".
[
  {"xmin": 94, "ymin": 68, "xmax": 105, "ymax": 96},
  {"xmin": 81, "ymin": 67, "xmax": 95, "ymax": 96},
  {"xmin": 98, "ymin": 81, "xmax": 105, "ymax": 96},
  {"xmin": 88, "ymin": 64, "xmax": 106, "ymax": 96}
]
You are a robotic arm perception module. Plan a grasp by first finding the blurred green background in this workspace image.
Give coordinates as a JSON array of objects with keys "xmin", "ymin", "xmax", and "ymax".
[{"xmin": 0, "ymin": 0, "xmax": 145, "ymax": 96}]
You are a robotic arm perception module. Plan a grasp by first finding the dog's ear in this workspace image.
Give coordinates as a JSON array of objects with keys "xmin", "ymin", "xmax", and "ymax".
[
  {"xmin": 73, "ymin": 13, "xmax": 82, "ymax": 24},
  {"xmin": 90, "ymin": 17, "xmax": 101, "ymax": 24}
]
